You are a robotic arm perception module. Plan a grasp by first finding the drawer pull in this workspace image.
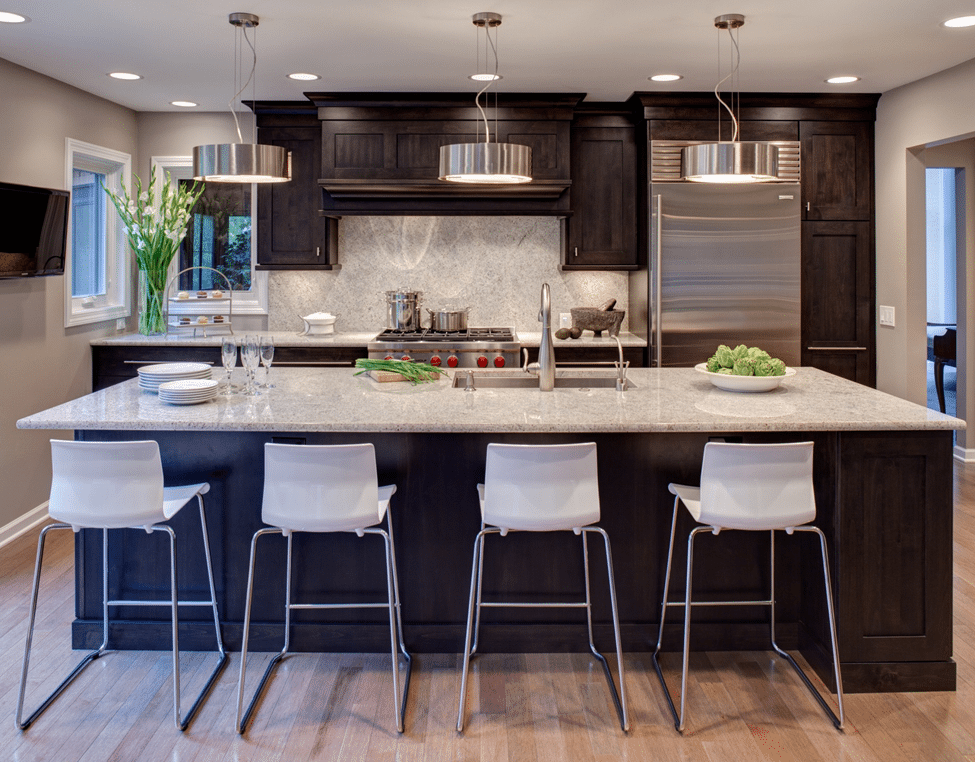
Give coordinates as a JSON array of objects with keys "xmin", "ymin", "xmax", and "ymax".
[
  {"xmin": 806, "ymin": 347, "xmax": 867, "ymax": 352},
  {"xmin": 273, "ymin": 361, "xmax": 351, "ymax": 367},
  {"xmin": 123, "ymin": 359, "xmax": 214, "ymax": 365}
]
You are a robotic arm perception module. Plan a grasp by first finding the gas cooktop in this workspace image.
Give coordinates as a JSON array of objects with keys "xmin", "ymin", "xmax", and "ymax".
[{"xmin": 372, "ymin": 327, "xmax": 516, "ymax": 343}]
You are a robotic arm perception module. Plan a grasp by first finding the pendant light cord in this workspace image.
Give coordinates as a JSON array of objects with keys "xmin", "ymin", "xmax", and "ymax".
[
  {"xmin": 474, "ymin": 22, "xmax": 500, "ymax": 145},
  {"xmin": 228, "ymin": 22, "xmax": 258, "ymax": 145},
  {"xmin": 713, "ymin": 25, "xmax": 740, "ymax": 143}
]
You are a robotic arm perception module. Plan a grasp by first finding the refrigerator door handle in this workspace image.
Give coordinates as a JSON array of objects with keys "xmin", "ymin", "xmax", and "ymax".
[{"xmin": 652, "ymin": 193, "xmax": 663, "ymax": 368}]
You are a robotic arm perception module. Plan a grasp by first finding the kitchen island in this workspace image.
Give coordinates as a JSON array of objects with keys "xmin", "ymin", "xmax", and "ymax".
[{"xmin": 18, "ymin": 366, "xmax": 962, "ymax": 693}]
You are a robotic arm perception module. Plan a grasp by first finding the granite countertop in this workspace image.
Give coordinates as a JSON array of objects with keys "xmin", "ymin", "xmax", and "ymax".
[
  {"xmin": 91, "ymin": 331, "xmax": 378, "ymax": 348},
  {"xmin": 92, "ymin": 330, "xmax": 646, "ymax": 349},
  {"xmin": 18, "ymin": 367, "xmax": 963, "ymax": 434}
]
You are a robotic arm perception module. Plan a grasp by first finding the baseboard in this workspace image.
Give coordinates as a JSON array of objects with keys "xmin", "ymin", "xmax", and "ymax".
[
  {"xmin": 0, "ymin": 502, "xmax": 49, "ymax": 549},
  {"xmin": 953, "ymin": 445, "xmax": 975, "ymax": 463}
]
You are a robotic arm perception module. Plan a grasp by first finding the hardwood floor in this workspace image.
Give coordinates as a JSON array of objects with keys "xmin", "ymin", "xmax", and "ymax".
[{"xmin": 3, "ymin": 459, "xmax": 975, "ymax": 761}]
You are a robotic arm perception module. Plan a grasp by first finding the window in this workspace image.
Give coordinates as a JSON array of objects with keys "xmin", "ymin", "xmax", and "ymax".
[
  {"xmin": 64, "ymin": 139, "xmax": 131, "ymax": 327},
  {"xmin": 151, "ymin": 156, "xmax": 267, "ymax": 316}
]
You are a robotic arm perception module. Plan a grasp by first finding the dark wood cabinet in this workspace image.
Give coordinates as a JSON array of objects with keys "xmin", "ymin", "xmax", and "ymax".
[
  {"xmin": 801, "ymin": 121, "xmax": 873, "ymax": 221},
  {"xmin": 92, "ymin": 343, "xmax": 366, "ymax": 391},
  {"xmin": 256, "ymin": 116, "xmax": 339, "ymax": 270},
  {"xmin": 801, "ymin": 223, "xmax": 875, "ymax": 385},
  {"xmin": 308, "ymin": 93, "xmax": 581, "ymax": 215},
  {"xmin": 563, "ymin": 112, "xmax": 639, "ymax": 270}
]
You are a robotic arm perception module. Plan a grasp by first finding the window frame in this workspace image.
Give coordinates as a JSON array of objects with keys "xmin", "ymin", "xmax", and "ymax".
[
  {"xmin": 150, "ymin": 155, "xmax": 268, "ymax": 317},
  {"xmin": 64, "ymin": 139, "xmax": 131, "ymax": 328}
]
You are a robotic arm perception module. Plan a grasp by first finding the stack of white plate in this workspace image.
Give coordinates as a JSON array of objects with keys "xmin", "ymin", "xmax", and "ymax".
[
  {"xmin": 157, "ymin": 378, "xmax": 219, "ymax": 405},
  {"xmin": 137, "ymin": 362, "xmax": 212, "ymax": 393}
]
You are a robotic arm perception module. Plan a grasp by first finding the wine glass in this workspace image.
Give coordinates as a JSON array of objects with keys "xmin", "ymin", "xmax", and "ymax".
[
  {"xmin": 241, "ymin": 335, "xmax": 261, "ymax": 396},
  {"xmin": 260, "ymin": 335, "xmax": 275, "ymax": 389},
  {"xmin": 220, "ymin": 336, "xmax": 237, "ymax": 395}
]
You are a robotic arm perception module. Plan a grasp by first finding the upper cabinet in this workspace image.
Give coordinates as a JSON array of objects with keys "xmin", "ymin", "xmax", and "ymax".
[
  {"xmin": 801, "ymin": 121, "xmax": 873, "ymax": 221},
  {"xmin": 306, "ymin": 92, "xmax": 581, "ymax": 215},
  {"xmin": 256, "ymin": 105, "xmax": 339, "ymax": 270},
  {"xmin": 563, "ymin": 107, "xmax": 639, "ymax": 270}
]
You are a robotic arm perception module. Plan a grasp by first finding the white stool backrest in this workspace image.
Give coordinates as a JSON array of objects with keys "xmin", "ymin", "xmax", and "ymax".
[
  {"xmin": 698, "ymin": 441, "xmax": 816, "ymax": 531},
  {"xmin": 49, "ymin": 440, "xmax": 166, "ymax": 530},
  {"xmin": 482, "ymin": 442, "xmax": 600, "ymax": 531},
  {"xmin": 262, "ymin": 443, "xmax": 382, "ymax": 533}
]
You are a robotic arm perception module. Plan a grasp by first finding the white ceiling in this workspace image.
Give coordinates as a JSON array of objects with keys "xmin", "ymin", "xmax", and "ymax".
[{"xmin": 2, "ymin": 0, "xmax": 975, "ymax": 111}]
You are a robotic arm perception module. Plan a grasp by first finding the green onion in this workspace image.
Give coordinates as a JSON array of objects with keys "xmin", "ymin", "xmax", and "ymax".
[{"xmin": 354, "ymin": 358, "xmax": 447, "ymax": 385}]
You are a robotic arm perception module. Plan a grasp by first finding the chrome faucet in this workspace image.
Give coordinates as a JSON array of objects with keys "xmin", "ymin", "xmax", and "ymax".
[
  {"xmin": 537, "ymin": 283, "xmax": 556, "ymax": 391},
  {"xmin": 613, "ymin": 335, "xmax": 629, "ymax": 392}
]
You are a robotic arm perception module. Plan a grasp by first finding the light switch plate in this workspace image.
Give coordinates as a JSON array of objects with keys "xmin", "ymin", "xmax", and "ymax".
[
  {"xmin": 559, "ymin": 312, "xmax": 572, "ymax": 329},
  {"xmin": 116, "ymin": 318, "xmax": 127, "ymax": 332},
  {"xmin": 879, "ymin": 305, "xmax": 895, "ymax": 327}
]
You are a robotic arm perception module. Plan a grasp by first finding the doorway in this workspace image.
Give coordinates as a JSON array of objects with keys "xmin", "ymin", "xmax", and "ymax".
[{"xmin": 925, "ymin": 167, "xmax": 960, "ymax": 417}]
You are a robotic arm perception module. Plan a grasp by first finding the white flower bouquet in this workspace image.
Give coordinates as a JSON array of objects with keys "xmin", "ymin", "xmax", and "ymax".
[{"xmin": 103, "ymin": 171, "xmax": 205, "ymax": 334}]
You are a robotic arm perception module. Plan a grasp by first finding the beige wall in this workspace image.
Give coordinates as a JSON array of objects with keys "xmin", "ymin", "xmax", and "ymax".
[
  {"xmin": 135, "ymin": 111, "xmax": 252, "ymax": 181},
  {"xmin": 0, "ymin": 58, "xmax": 137, "ymax": 528},
  {"xmin": 875, "ymin": 57, "xmax": 975, "ymax": 417}
]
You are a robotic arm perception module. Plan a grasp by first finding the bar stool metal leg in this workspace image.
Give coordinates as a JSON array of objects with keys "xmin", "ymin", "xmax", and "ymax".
[
  {"xmin": 236, "ymin": 527, "xmax": 288, "ymax": 734},
  {"xmin": 769, "ymin": 528, "xmax": 845, "ymax": 729},
  {"xmin": 651, "ymin": 496, "xmax": 684, "ymax": 731},
  {"xmin": 457, "ymin": 527, "xmax": 491, "ymax": 732},
  {"xmin": 16, "ymin": 525, "xmax": 110, "ymax": 731},
  {"xmin": 582, "ymin": 527, "xmax": 629, "ymax": 731},
  {"xmin": 381, "ymin": 505, "xmax": 412, "ymax": 729}
]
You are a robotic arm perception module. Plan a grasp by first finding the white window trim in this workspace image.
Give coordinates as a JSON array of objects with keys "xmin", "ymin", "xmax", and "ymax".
[
  {"xmin": 64, "ymin": 139, "xmax": 131, "ymax": 328},
  {"xmin": 150, "ymin": 156, "xmax": 268, "ymax": 316}
]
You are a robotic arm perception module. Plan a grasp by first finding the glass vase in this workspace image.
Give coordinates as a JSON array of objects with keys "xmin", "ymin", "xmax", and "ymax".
[{"xmin": 138, "ymin": 268, "xmax": 167, "ymax": 335}]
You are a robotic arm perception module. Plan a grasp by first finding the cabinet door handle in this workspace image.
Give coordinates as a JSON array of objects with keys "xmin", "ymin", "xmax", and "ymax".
[
  {"xmin": 316, "ymin": 246, "xmax": 321, "ymax": 257},
  {"xmin": 574, "ymin": 247, "xmax": 579, "ymax": 257},
  {"xmin": 123, "ymin": 359, "xmax": 213, "ymax": 365},
  {"xmin": 806, "ymin": 346, "xmax": 867, "ymax": 351},
  {"xmin": 273, "ymin": 361, "xmax": 352, "ymax": 367},
  {"xmin": 806, "ymin": 201, "xmax": 811, "ymax": 212}
]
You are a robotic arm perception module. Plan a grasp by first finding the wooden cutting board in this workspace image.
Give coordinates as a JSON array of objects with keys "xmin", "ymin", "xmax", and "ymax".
[{"xmin": 367, "ymin": 369, "xmax": 442, "ymax": 383}]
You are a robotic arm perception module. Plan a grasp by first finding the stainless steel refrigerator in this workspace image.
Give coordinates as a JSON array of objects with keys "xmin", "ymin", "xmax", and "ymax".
[{"xmin": 629, "ymin": 182, "xmax": 802, "ymax": 368}]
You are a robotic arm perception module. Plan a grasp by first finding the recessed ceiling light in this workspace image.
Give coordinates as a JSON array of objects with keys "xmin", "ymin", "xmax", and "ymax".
[
  {"xmin": 0, "ymin": 11, "xmax": 29, "ymax": 23},
  {"xmin": 288, "ymin": 72, "xmax": 320, "ymax": 81},
  {"xmin": 649, "ymin": 74, "xmax": 683, "ymax": 82},
  {"xmin": 470, "ymin": 73, "xmax": 502, "ymax": 82},
  {"xmin": 108, "ymin": 72, "xmax": 142, "ymax": 81},
  {"xmin": 171, "ymin": 101, "xmax": 197, "ymax": 108},
  {"xmin": 826, "ymin": 76, "xmax": 860, "ymax": 84},
  {"xmin": 943, "ymin": 15, "xmax": 975, "ymax": 27}
]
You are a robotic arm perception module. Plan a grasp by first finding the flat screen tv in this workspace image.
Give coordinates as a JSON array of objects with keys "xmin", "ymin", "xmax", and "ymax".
[{"xmin": 0, "ymin": 180, "xmax": 69, "ymax": 279}]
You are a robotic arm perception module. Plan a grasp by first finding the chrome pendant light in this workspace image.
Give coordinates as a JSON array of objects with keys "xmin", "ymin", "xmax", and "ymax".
[
  {"xmin": 439, "ymin": 12, "xmax": 532, "ymax": 184},
  {"xmin": 682, "ymin": 14, "xmax": 778, "ymax": 183},
  {"xmin": 193, "ymin": 12, "xmax": 290, "ymax": 184}
]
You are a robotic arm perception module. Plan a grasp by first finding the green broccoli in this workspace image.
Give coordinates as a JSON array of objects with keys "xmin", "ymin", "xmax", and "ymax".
[
  {"xmin": 706, "ymin": 355, "xmax": 722, "ymax": 373},
  {"xmin": 715, "ymin": 345, "xmax": 735, "ymax": 368},
  {"xmin": 767, "ymin": 358, "xmax": 787, "ymax": 376},
  {"xmin": 754, "ymin": 359, "xmax": 775, "ymax": 377},
  {"xmin": 732, "ymin": 358, "xmax": 755, "ymax": 376},
  {"xmin": 732, "ymin": 344, "xmax": 749, "ymax": 361}
]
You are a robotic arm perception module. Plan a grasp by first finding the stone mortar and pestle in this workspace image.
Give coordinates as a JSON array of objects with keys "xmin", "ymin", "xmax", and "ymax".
[{"xmin": 559, "ymin": 299, "xmax": 625, "ymax": 338}]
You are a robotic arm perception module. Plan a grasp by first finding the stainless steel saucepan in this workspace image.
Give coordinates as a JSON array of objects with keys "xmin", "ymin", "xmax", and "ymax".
[
  {"xmin": 385, "ymin": 290, "xmax": 423, "ymax": 331},
  {"xmin": 427, "ymin": 306, "xmax": 470, "ymax": 331}
]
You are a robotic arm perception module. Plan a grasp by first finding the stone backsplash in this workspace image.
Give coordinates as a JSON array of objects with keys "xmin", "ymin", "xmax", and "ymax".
[{"xmin": 267, "ymin": 216, "xmax": 628, "ymax": 333}]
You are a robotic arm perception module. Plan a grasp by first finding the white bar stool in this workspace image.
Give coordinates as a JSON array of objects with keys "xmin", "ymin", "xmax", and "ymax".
[
  {"xmin": 17, "ymin": 440, "xmax": 227, "ymax": 732},
  {"xmin": 457, "ymin": 442, "xmax": 628, "ymax": 732},
  {"xmin": 652, "ymin": 441, "xmax": 844, "ymax": 732},
  {"xmin": 236, "ymin": 442, "xmax": 411, "ymax": 734}
]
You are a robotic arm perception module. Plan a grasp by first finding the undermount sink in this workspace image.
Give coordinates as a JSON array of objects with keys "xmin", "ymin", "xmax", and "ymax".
[{"xmin": 451, "ymin": 372, "xmax": 632, "ymax": 390}]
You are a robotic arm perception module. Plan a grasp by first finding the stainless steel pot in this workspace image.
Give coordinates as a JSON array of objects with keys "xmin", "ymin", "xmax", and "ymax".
[
  {"xmin": 427, "ymin": 306, "xmax": 470, "ymax": 331},
  {"xmin": 385, "ymin": 290, "xmax": 422, "ymax": 331}
]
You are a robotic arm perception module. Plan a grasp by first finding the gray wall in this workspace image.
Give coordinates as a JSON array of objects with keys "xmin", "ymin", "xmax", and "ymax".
[
  {"xmin": 0, "ymin": 58, "xmax": 138, "ymax": 529},
  {"xmin": 875, "ymin": 56, "xmax": 975, "ymax": 454}
]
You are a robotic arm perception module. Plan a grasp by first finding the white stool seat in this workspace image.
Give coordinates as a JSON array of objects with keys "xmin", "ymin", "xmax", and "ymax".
[
  {"xmin": 652, "ymin": 441, "xmax": 844, "ymax": 733},
  {"xmin": 236, "ymin": 443, "xmax": 411, "ymax": 734},
  {"xmin": 458, "ymin": 442, "xmax": 628, "ymax": 732},
  {"xmin": 18, "ymin": 440, "xmax": 227, "ymax": 732}
]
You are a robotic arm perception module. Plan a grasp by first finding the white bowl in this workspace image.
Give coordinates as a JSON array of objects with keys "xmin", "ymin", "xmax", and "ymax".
[
  {"xmin": 300, "ymin": 312, "xmax": 338, "ymax": 335},
  {"xmin": 694, "ymin": 363, "xmax": 796, "ymax": 393}
]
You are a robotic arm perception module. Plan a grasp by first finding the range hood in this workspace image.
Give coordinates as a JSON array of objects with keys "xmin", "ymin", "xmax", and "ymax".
[{"xmin": 308, "ymin": 92, "xmax": 581, "ymax": 214}]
